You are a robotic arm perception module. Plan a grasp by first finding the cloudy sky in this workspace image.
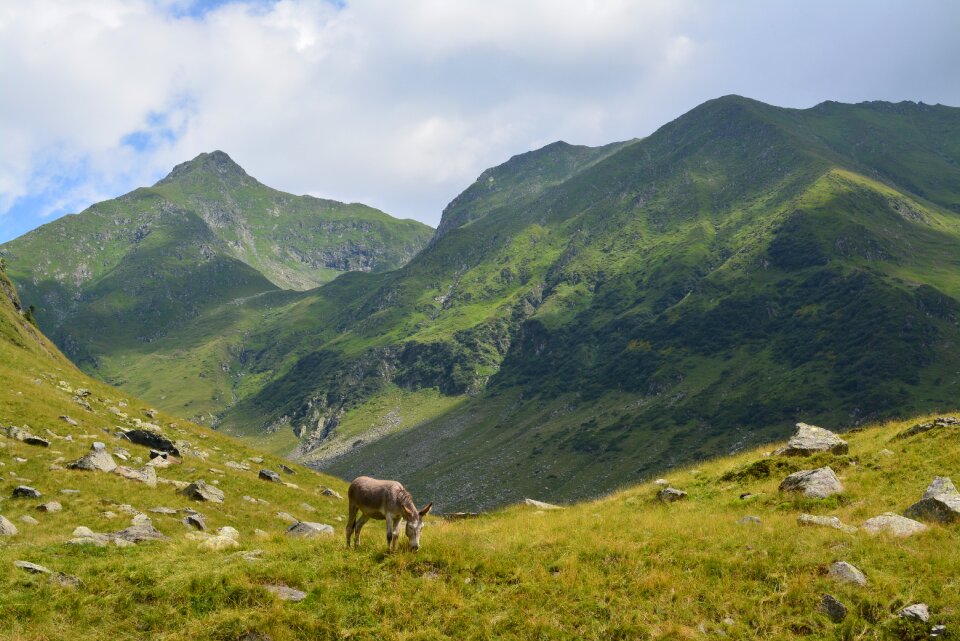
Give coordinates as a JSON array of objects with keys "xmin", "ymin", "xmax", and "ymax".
[{"xmin": 1, "ymin": 0, "xmax": 959, "ymax": 242}]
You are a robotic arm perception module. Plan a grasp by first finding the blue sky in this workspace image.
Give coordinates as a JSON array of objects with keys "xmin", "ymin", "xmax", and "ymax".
[{"xmin": 2, "ymin": 0, "xmax": 959, "ymax": 244}]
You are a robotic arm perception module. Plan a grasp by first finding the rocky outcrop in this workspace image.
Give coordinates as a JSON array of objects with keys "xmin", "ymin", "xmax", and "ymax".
[
  {"xmin": 776, "ymin": 423, "xmax": 848, "ymax": 456},
  {"xmin": 904, "ymin": 476, "xmax": 960, "ymax": 523},
  {"xmin": 779, "ymin": 467, "xmax": 843, "ymax": 499}
]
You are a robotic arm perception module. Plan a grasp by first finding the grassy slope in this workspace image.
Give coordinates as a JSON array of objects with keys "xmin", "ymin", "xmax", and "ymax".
[{"xmin": 2, "ymin": 269, "xmax": 959, "ymax": 639}]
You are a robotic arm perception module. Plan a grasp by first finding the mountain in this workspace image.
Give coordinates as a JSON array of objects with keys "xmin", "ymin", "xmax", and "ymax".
[{"xmin": 6, "ymin": 98, "xmax": 960, "ymax": 512}]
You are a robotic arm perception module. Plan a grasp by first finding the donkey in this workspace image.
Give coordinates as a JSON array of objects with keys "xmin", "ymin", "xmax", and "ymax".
[{"xmin": 346, "ymin": 476, "xmax": 433, "ymax": 551}]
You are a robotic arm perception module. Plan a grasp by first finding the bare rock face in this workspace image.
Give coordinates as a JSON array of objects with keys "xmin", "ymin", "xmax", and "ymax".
[
  {"xmin": 67, "ymin": 442, "xmax": 117, "ymax": 473},
  {"xmin": 777, "ymin": 423, "xmax": 848, "ymax": 456},
  {"xmin": 797, "ymin": 514, "xmax": 857, "ymax": 534},
  {"xmin": 285, "ymin": 522, "xmax": 334, "ymax": 538},
  {"xmin": 779, "ymin": 467, "xmax": 843, "ymax": 499},
  {"xmin": 862, "ymin": 512, "xmax": 928, "ymax": 537},
  {"xmin": 181, "ymin": 480, "xmax": 224, "ymax": 503},
  {"xmin": 904, "ymin": 476, "xmax": 960, "ymax": 524},
  {"xmin": 829, "ymin": 561, "xmax": 867, "ymax": 587}
]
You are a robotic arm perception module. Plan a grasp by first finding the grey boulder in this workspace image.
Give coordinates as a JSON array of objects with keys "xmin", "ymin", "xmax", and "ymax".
[
  {"xmin": 819, "ymin": 594, "xmax": 847, "ymax": 622},
  {"xmin": 285, "ymin": 522, "xmax": 334, "ymax": 538},
  {"xmin": 862, "ymin": 513, "xmax": 928, "ymax": 537},
  {"xmin": 829, "ymin": 561, "xmax": 867, "ymax": 587},
  {"xmin": 898, "ymin": 603, "xmax": 930, "ymax": 622},
  {"xmin": 259, "ymin": 469, "xmax": 282, "ymax": 483},
  {"xmin": 777, "ymin": 423, "xmax": 848, "ymax": 456},
  {"xmin": 0, "ymin": 515, "xmax": 18, "ymax": 536},
  {"xmin": 779, "ymin": 467, "xmax": 843, "ymax": 499},
  {"xmin": 904, "ymin": 476, "xmax": 960, "ymax": 524},
  {"xmin": 657, "ymin": 488, "xmax": 688, "ymax": 502},
  {"xmin": 66, "ymin": 442, "xmax": 117, "ymax": 473},
  {"xmin": 797, "ymin": 514, "xmax": 857, "ymax": 534},
  {"xmin": 181, "ymin": 480, "xmax": 224, "ymax": 503},
  {"xmin": 13, "ymin": 485, "xmax": 41, "ymax": 499}
]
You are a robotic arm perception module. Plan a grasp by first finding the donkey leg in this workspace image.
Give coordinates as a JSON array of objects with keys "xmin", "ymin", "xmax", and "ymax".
[
  {"xmin": 385, "ymin": 513, "xmax": 395, "ymax": 551},
  {"xmin": 354, "ymin": 515, "xmax": 369, "ymax": 546},
  {"xmin": 346, "ymin": 501, "xmax": 358, "ymax": 547}
]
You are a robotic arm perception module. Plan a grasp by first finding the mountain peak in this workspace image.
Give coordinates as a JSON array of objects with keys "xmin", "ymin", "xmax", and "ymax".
[{"xmin": 154, "ymin": 150, "xmax": 252, "ymax": 187}]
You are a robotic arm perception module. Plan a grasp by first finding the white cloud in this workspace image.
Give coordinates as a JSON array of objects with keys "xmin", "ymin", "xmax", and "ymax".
[{"xmin": 1, "ymin": 0, "xmax": 959, "ymax": 241}]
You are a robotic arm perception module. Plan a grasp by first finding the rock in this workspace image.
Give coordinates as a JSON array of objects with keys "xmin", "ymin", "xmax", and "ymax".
[
  {"xmin": 819, "ymin": 594, "xmax": 848, "ymax": 622},
  {"xmin": 66, "ymin": 442, "xmax": 117, "ymax": 473},
  {"xmin": 216, "ymin": 526, "xmax": 240, "ymax": 541},
  {"xmin": 320, "ymin": 487, "xmax": 343, "ymax": 500},
  {"xmin": 120, "ymin": 429, "xmax": 180, "ymax": 457},
  {"xmin": 13, "ymin": 485, "xmax": 41, "ymax": 499},
  {"xmin": 736, "ymin": 516, "xmax": 761, "ymax": 525},
  {"xmin": 657, "ymin": 488, "xmax": 688, "ymax": 502},
  {"xmin": 243, "ymin": 495, "xmax": 269, "ymax": 505},
  {"xmin": 299, "ymin": 503, "xmax": 317, "ymax": 513},
  {"xmin": 275, "ymin": 512, "xmax": 299, "ymax": 524},
  {"xmin": 254, "ymin": 528, "xmax": 269, "ymax": 538},
  {"xmin": 797, "ymin": 514, "xmax": 857, "ymax": 534},
  {"xmin": 15, "ymin": 560, "xmax": 51, "ymax": 574},
  {"xmin": 778, "ymin": 467, "xmax": 843, "ymax": 499},
  {"xmin": 149, "ymin": 507, "xmax": 177, "ymax": 515},
  {"xmin": 931, "ymin": 625, "xmax": 947, "ymax": 638},
  {"xmin": 234, "ymin": 549, "xmax": 265, "ymax": 562},
  {"xmin": 248, "ymin": 457, "xmax": 264, "ymax": 464},
  {"xmin": 777, "ymin": 423, "xmax": 848, "ymax": 456},
  {"xmin": 524, "ymin": 498, "xmax": 562, "ymax": 509},
  {"xmin": 904, "ymin": 476, "xmax": 960, "ymax": 523},
  {"xmin": 0, "ymin": 515, "xmax": 18, "ymax": 535},
  {"xmin": 199, "ymin": 535, "xmax": 240, "ymax": 551},
  {"xmin": 19, "ymin": 515, "xmax": 39, "ymax": 525},
  {"xmin": 182, "ymin": 514, "xmax": 206, "ymax": 531},
  {"xmin": 181, "ymin": 480, "xmax": 224, "ymax": 503},
  {"xmin": 654, "ymin": 479, "xmax": 670, "ymax": 486},
  {"xmin": 898, "ymin": 603, "xmax": 930, "ymax": 622},
  {"xmin": 112, "ymin": 464, "xmax": 158, "ymax": 488},
  {"xmin": 878, "ymin": 449, "xmax": 895, "ymax": 457},
  {"xmin": 279, "ymin": 463, "xmax": 295, "ymax": 474},
  {"xmin": 285, "ymin": 522, "xmax": 334, "ymax": 538},
  {"xmin": 259, "ymin": 469, "xmax": 282, "ymax": 483},
  {"xmin": 23, "ymin": 435, "xmax": 50, "ymax": 447},
  {"xmin": 862, "ymin": 513, "xmax": 928, "ymax": 537},
  {"xmin": 60, "ymin": 489, "xmax": 80, "ymax": 495},
  {"xmin": 829, "ymin": 561, "xmax": 867, "ymax": 586},
  {"xmin": 112, "ymin": 520, "xmax": 169, "ymax": 544},
  {"xmin": 264, "ymin": 583, "xmax": 307, "ymax": 602},
  {"xmin": 36, "ymin": 501, "xmax": 62, "ymax": 513},
  {"xmin": 59, "ymin": 416, "xmax": 79, "ymax": 426},
  {"xmin": 225, "ymin": 461, "xmax": 251, "ymax": 471},
  {"xmin": 895, "ymin": 416, "xmax": 960, "ymax": 440},
  {"xmin": 283, "ymin": 482, "xmax": 299, "ymax": 489},
  {"xmin": 439, "ymin": 512, "xmax": 482, "ymax": 521}
]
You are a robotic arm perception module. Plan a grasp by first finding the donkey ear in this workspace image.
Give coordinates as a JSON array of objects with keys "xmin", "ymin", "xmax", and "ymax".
[{"xmin": 418, "ymin": 502, "xmax": 433, "ymax": 517}]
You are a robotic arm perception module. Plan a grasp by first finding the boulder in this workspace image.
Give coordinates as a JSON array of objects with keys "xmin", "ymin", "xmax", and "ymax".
[
  {"xmin": 19, "ymin": 515, "xmax": 39, "ymax": 526},
  {"xmin": 829, "ymin": 561, "xmax": 867, "ymax": 587},
  {"xmin": 797, "ymin": 514, "xmax": 857, "ymax": 534},
  {"xmin": 904, "ymin": 476, "xmax": 960, "ymax": 524},
  {"xmin": 199, "ymin": 535, "xmax": 240, "ymax": 551},
  {"xmin": 23, "ymin": 435, "xmax": 50, "ymax": 447},
  {"xmin": 777, "ymin": 423, "xmax": 848, "ymax": 456},
  {"xmin": 111, "ymin": 520, "xmax": 169, "ymax": 544},
  {"xmin": 182, "ymin": 514, "xmax": 206, "ymax": 531},
  {"xmin": 737, "ymin": 516, "xmax": 761, "ymax": 525},
  {"xmin": 265, "ymin": 583, "xmax": 307, "ymax": 602},
  {"xmin": 181, "ymin": 480, "xmax": 224, "ymax": 503},
  {"xmin": 524, "ymin": 498, "xmax": 562, "ymax": 509},
  {"xmin": 279, "ymin": 464, "xmax": 295, "ymax": 475},
  {"xmin": 113, "ymin": 465, "xmax": 158, "ymax": 488},
  {"xmin": 14, "ymin": 560, "xmax": 51, "ymax": 574},
  {"xmin": 59, "ymin": 415, "xmax": 79, "ymax": 426},
  {"xmin": 216, "ymin": 526, "xmax": 240, "ymax": 541},
  {"xmin": 285, "ymin": 522, "xmax": 334, "ymax": 538},
  {"xmin": 320, "ymin": 487, "xmax": 343, "ymax": 500},
  {"xmin": 120, "ymin": 429, "xmax": 180, "ymax": 457},
  {"xmin": 12, "ymin": 485, "xmax": 41, "ymax": 499},
  {"xmin": 36, "ymin": 501, "xmax": 62, "ymax": 513},
  {"xmin": 779, "ymin": 467, "xmax": 842, "ymax": 499},
  {"xmin": 819, "ymin": 594, "xmax": 847, "ymax": 622},
  {"xmin": 0, "ymin": 515, "xmax": 18, "ymax": 536},
  {"xmin": 66, "ymin": 442, "xmax": 117, "ymax": 473},
  {"xmin": 259, "ymin": 469, "xmax": 282, "ymax": 483},
  {"xmin": 898, "ymin": 603, "xmax": 930, "ymax": 622},
  {"xmin": 657, "ymin": 488, "xmax": 688, "ymax": 502},
  {"xmin": 862, "ymin": 513, "xmax": 928, "ymax": 537},
  {"xmin": 654, "ymin": 479, "xmax": 670, "ymax": 486}
]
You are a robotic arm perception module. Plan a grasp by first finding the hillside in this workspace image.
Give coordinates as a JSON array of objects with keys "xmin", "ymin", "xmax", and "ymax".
[
  {"xmin": 2, "ymin": 269, "xmax": 959, "ymax": 640},
  {"xmin": 0, "ymin": 151, "xmax": 433, "ymax": 369},
  {"xmin": 6, "ymin": 97, "xmax": 960, "ymax": 512}
]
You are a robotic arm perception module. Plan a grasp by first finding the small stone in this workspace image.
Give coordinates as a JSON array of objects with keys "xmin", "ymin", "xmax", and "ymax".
[
  {"xmin": 15, "ymin": 560, "xmax": 51, "ymax": 574},
  {"xmin": 36, "ymin": 501, "xmax": 62, "ymax": 513},
  {"xmin": 320, "ymin": 487, "xmax": 343, "ymax": 500},
  {"xmin": 23, "ymin": 435, "xmax": 50, "ymax": 447},
  {"xmin": 13, "ymin": 486, "xmax": 41, "ymax": 499},
  {"xmin": 819, "ymin": 594, "xmax": 847, "ymax": 622},
  {"xmin": 279, "ymin": 463, "xmax": 295, "ymax": 474},
  {"xmin": 777, "ymin": 423, "xmax": 848, "ymax": 456},
  {"xmin": 862, "ymin": 513, "xmax": 928, "ymax": 537},
  {"xmin": 149, "ymin": 507, "xmax": 177, "ymax": 515},
  {"xmin": 657, "ymin": 488, "xmax": 687, "ymax": 502},
  {"xmin": 264, "ymin": 583, "xmax": 307, "ymax": 602},
  {"xmin": 216, "ymin": 526, "xmax": 240, "ymax": 541},
  {"xmin": 654, "ymin": 479, "xmax": 670, "ymax": 486},
  {"xmin": 829, "ymin": 561, "xmax": 867, "ymax": 587},
  {"xmin": 254, "ymin": 529, "xmax": 269, "ymax": 538},
  {"xmin": 0, "ymin": 515, "xmax": 18, "ymax": 535},
  {"xmin": 737, "ymin": 516, "xmax": 761, "ymax": 525},
  {"xmin": 19, "ymin": 515, "xmax": 39, "ymax": 525},
  {"xmin": 243, "ymin": 495, "xmax": 268, "ymax": 505},
  {"xmin": 225, "ymin": 461, "xmax": 251, "ymax": 471},
  {"xmin": 898, "ymin": 603, "xmax": 930, "ymax": 622},
  {"xmin": 524, "ymin": 498, "xmax": 562, "ymax": 509},
  {"xmin": 299, "ymin": 503, "xmax": 317, "ymax": 513},
  {"xmin": 199, "ymin": 535, "xmax": 240, "ymax": 551},
  {"xmin": 275, "ymin": 512, "xmax": 299, "ymax": 524},
  {"xmin": 60, "ymin": 489, "xmax": 80, "ymax": 495},
  {"xmin": 931, "ymin": 625, "xmax": 947, "ymax": 638},
  {"xmin": 797, "ymin": 514, "xmax": 857, "ymax": 534},
  {"xmin": 100, "ymin": 511, "xmax": 118, "ymax": 519},
  {"xmin": 779, "ymin": 467, "xmax": 843, "ymax": 499},
  {"xmin": 59, "ymin": 416, "xmax": 79, "ymax": 426},
  {"xmin": 181, "ymin": 480, "xmax": 224, "ymax": 503},
  {"xmin": 285, "ymin": 522, "xmax": 334, "ymax": 538},
  {"xmin": 182, "ymin": 514, "xmax": 206, "ymax": 531},
  {"xmin": 248, "ymin": 457, "xmax": 264, "ymax": 464},
  {"xmin": 895, "ymin": 416, "xmax": 960, "ymax": 440},
  {"xmin": 878, "ymin": 449, "xmax": 895, "ymax": 457},
  {"xmin": 259, "ymin": 469, "xmax": 282, "ymax": 483}
]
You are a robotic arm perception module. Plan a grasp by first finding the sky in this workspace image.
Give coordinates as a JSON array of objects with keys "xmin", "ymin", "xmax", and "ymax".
[{"xmin": 1, "ymin": 0, "xmax": 959, "ymax": 243}]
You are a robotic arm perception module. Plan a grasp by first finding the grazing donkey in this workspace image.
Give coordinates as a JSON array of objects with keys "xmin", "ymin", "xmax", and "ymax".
[{"xmin": 346, "ymin": 476, "xmax": 433, "ymax": 551}]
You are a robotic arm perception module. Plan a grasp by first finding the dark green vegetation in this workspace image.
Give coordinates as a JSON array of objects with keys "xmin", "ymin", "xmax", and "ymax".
[{"xmin": 6, "ymin": 97, "xmax": 960, "ymax": 511}]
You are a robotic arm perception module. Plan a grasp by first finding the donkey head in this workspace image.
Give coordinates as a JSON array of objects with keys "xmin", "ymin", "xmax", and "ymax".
[{"xmin": 404, "ymin": 502, "xmax": 433, "ymax": 551}]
